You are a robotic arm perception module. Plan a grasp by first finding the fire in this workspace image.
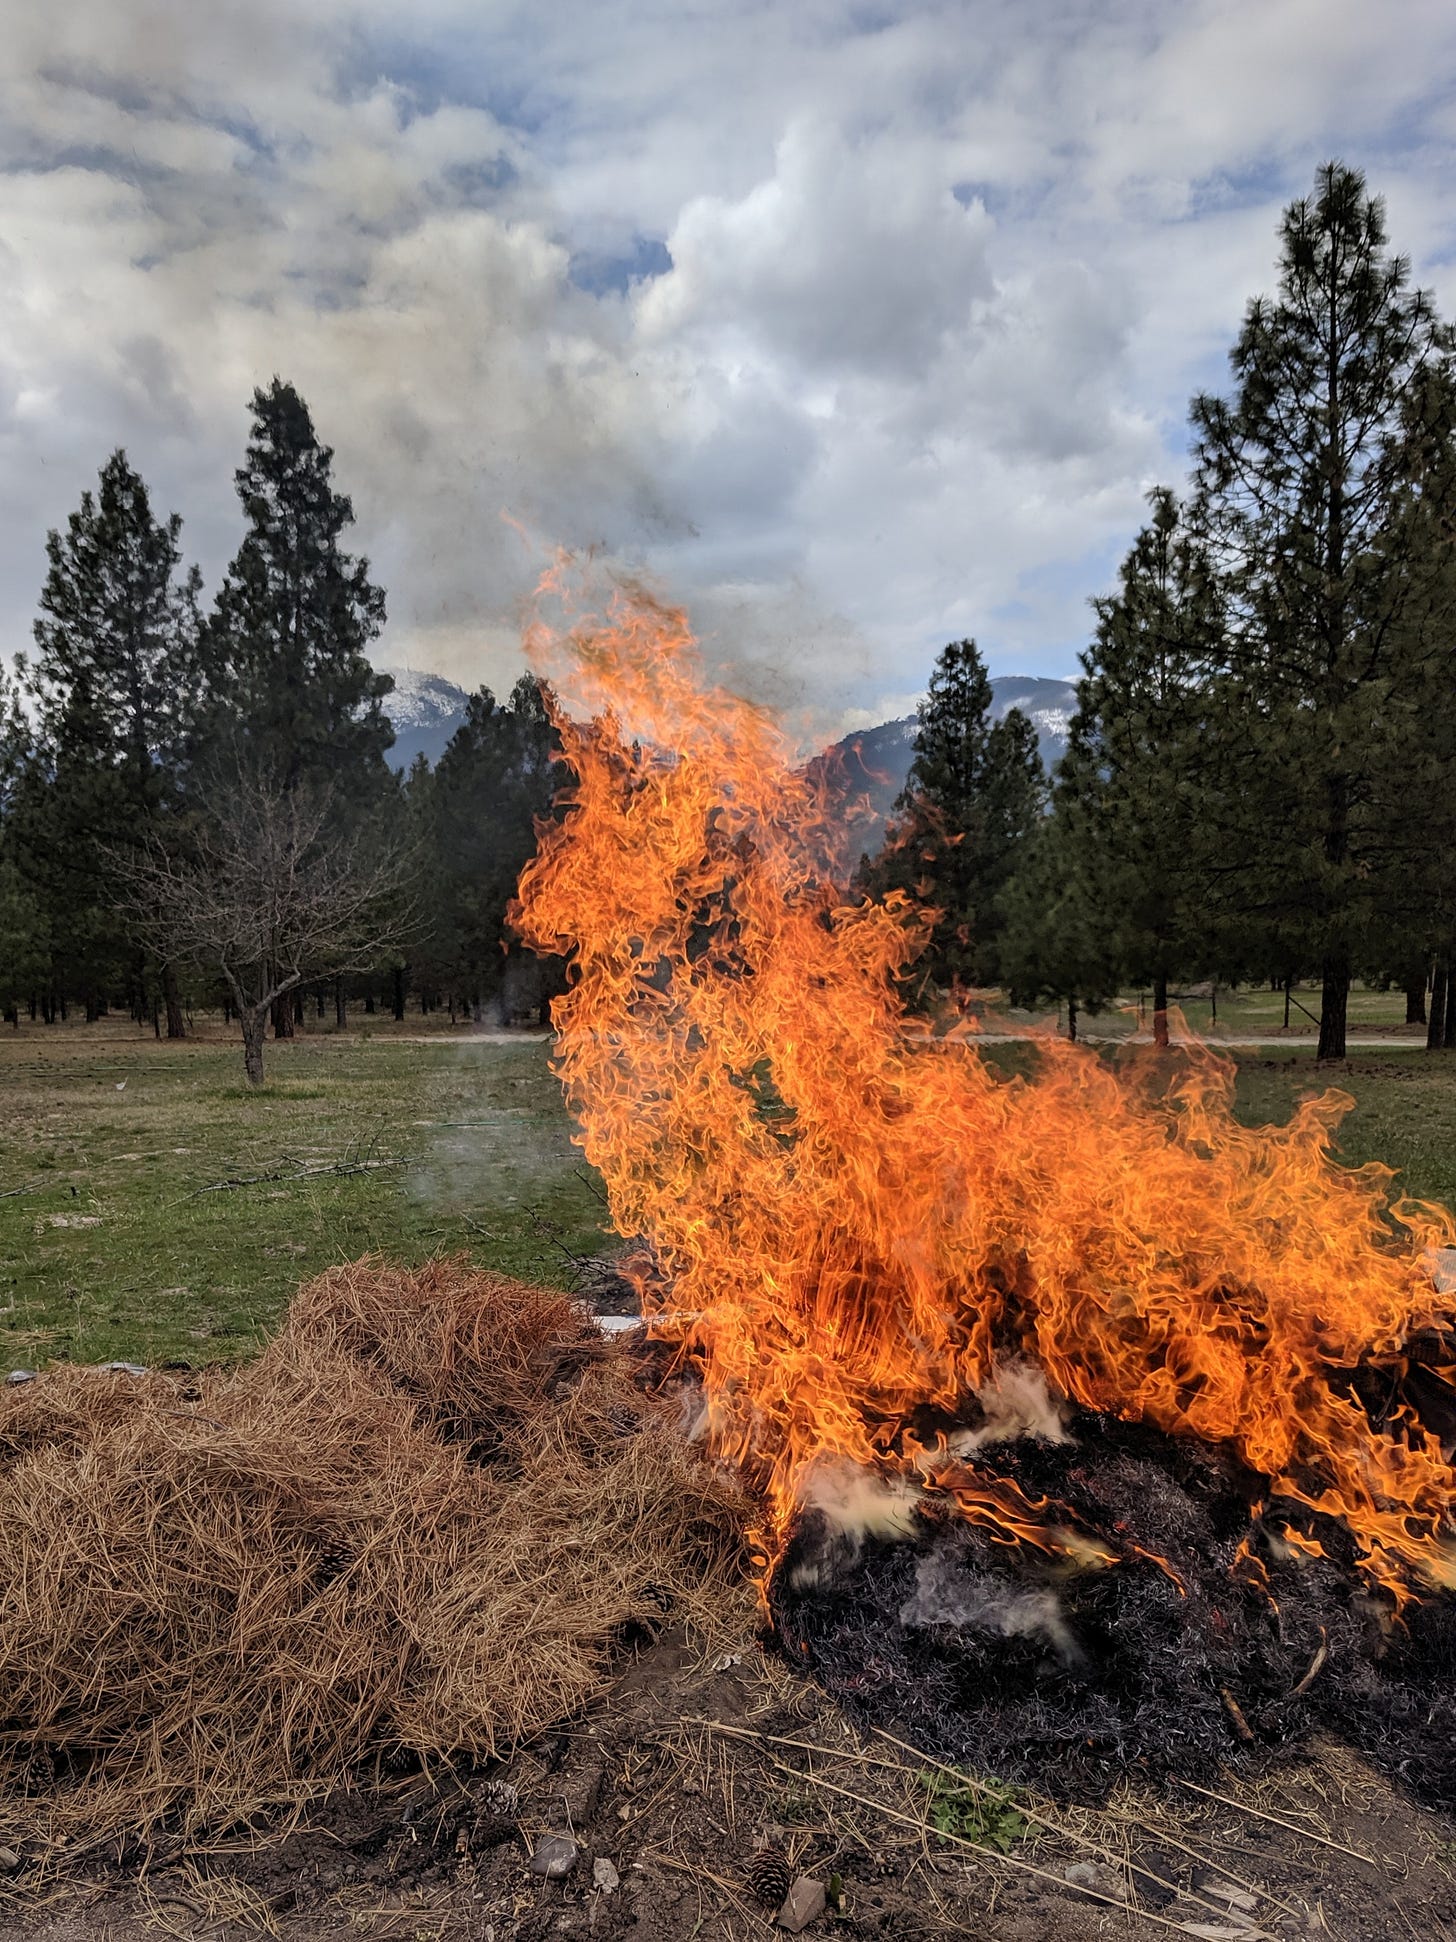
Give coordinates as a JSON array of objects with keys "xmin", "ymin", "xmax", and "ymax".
[{"xmin": 512, "ymin": 576, "xmax": 1456, "ymax": 1608}]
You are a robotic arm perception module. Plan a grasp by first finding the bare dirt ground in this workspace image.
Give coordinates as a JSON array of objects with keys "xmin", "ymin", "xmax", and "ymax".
[{"xmin": 6, "ymin": 1612, "xmax": 1453, "ymax": 1942}]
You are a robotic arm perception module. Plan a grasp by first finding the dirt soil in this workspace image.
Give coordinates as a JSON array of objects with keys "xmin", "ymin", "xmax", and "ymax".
[{"xmin": 4, "ymin": 1610, "xmax": 1454, "ymax": 1942}]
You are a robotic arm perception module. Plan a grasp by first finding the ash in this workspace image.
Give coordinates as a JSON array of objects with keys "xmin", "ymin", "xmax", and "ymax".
[{"xmin": 769, "ymin": 1411, "xmax": 1456, "ymax": 1808}]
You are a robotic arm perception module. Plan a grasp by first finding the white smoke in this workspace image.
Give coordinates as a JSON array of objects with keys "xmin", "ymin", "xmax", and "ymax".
[
  {"xmin": 947, "ymin": 1359, "xmax": 1071, "ymax": 1459},
  {"xmin": 784, "ymin": 1460, "xmax": 924, "ymax": 1593},
  {"xmin": 899, "ymin": 1551, "xmax": 1082, "ymax": 1665},
  {"xmin": 798, "ymin": 1460, "xmax": 923, "ymax": 1541}
]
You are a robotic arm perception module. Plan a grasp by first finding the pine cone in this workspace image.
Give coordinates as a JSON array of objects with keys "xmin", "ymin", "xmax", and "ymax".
[{"xmin": 744, "ymin": 1847, "xmax": 791, "ymax": 1907}]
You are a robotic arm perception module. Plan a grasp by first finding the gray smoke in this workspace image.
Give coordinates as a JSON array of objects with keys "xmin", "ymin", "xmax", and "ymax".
[{"xmin": 899, "ymin": 1549, "xmax": 1082, "ymax": 1667}]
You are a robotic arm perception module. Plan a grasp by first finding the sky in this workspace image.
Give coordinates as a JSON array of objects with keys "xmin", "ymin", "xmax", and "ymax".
[{"xmin": 2, "ymin": 1, "xmax": 1455, "ymax": 735}]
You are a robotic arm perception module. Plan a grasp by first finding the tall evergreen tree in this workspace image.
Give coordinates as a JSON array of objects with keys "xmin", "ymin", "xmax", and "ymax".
[
  {"xmin": 207, "ymin": 379, "xmax": 392, "ymax": 793},
  {"xmin": 998, "ymin": 737, "xmax": 1124, "ymax": 1035},
  {"xmin": 430, "ymin": 675, "xmax": 562, "ymax": 1021},
  {"xmin": 1065, "ymin": 487, "xmax": 1223, "ymax": 1046},
  {"xmin": 1190, "ymin": 162, "xmax": 1455, "ymax": 1058},
  {"xmin": 205, "ymin": 380, "xmax": 393, "ymax": 1037},
  {"xmin": 0, "ymin": 667, "xmax": 49, "ymax": 1026},
  {"xmin": 870, "ymin": 639, "xmax": 1044, "ymax": 991},
  {"xmin": 1381, "ymin": 357, "xmax": 1456, "ymax": 1049},
  {"xmin": 13, "ymin": 450, "xmax": 202, "ymax": 1029}
]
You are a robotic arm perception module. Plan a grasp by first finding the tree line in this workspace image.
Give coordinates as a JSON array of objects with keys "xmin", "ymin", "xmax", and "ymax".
[
  {"xmin": 2, "ymin": 164, "xmax": 1452, "ymax": 1077},
  {"xmin": 872, "ymin": 164, "xmax": 1456, "ymax": 1061},
  {"xmin": 0, "ymin": 380, "xmax": 560, "ymax": 1082}
]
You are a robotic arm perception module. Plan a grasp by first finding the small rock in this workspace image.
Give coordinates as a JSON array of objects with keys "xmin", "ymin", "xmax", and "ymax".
[
  {"xmin": 0, "ymin": 1848, "xmax": 20, "ymax": 1871},
  {"xmin": 592, "ymin": 1857, "xmax": 619, "ymax": 1894},
  {"xmin": 531, "ymin": 1834, "xmax": 578, "ymax": 1880},
  {"xmin": 776, "ymin": 1876, "xmax": 826, "ymax": 1932},
  {"xmin": 5, "ymin": 1371, "xmax": 35, "ymax": 1386},
  {"xmin": 1062, "ymin": 1860, "xmax": 1122, "ymax": 1905},
  {"xmin": 615, "ymin": 1803, "xmax": 633, "ymax": 1822}
]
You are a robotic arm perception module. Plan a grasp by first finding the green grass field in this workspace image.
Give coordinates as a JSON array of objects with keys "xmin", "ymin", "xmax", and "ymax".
[
  {"xmin": 1, "ymin": 1017, "xmax": 1453, "ymax": 1369},
  {"xmin": 0, "ymin": 1024, "xmax": 608, "ymax": 1369}
]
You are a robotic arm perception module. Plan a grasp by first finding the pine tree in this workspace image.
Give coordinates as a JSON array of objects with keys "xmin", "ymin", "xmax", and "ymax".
[
  {"xmin": 205, "ymin": 380, "xmax": 393, "ymax": 1037},
  {"xmin": 13, "ymin": 450, "xmax": 202, "ymax": 1029},
  {"xmin": 431, "ymin": 676, "xmax": 562, "ymax": 1021},
  {"xmin": 0, "ymin": 668, "xmax": 49, "ymax": 1026},
  {"xmin": 1067, "ymin": 487, "xmax": 1223, "ymax": 1046},
  {"xmin": 1190, "ymin": 162, "xmax": 1455, "ymax": 1059},
  {"xmin": 207, "ymin": 379, "xmax": 392, "ymax": 793},
  {"xmin": 1381, "ymin": 358, "xmax": 1456, "ymax": 1050},
  {"xmin": 871, "ymin": 640, "xmax": 1044, "ymax": 991},
  {"xmin": 998, "ymin": 740, "xmax": 1124, "ymax": 1035}
]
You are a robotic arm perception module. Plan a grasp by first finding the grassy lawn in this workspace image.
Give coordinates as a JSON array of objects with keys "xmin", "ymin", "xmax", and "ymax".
[
  {"xmin": 1, "ymin": 1019, "xmax": 1452, "ymax": 1371},
  {"xmin": 1231, "ymin": 1048, "xmax": 1456, "ymax": 1213},
  {"xmin": 0, "ymin": 1024, "xmax": 609, "ymax": 1370}
]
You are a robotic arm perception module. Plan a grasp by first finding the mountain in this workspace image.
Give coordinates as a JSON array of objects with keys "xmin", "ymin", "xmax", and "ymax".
[
  {"xmin": 820, "ymin": 676, "xmax": 1078, "ymax": 831},
  {"xmin": 380, "ymin": 669, "xmax": 472, "ymax": 771},
  {"xmin": 380, "ymin": 667, "xmax": 1079, "ymax": 804}
]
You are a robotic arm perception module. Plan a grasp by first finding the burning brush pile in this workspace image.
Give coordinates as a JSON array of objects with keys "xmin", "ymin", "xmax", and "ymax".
[{"xmin": 513, "ymin": 574, "xmax": 1456, "ymax": 1809}]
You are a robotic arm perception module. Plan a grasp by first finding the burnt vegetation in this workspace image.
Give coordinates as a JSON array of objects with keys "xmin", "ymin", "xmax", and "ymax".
[{"xmin": 771, "ymin": 1399, "xmax": 1456, "ymax": 1809}]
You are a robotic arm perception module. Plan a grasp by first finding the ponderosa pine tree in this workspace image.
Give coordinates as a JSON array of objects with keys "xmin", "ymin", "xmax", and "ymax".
[
  {"xmin": 998, "ymin": 737, "xmax": 1124, "ymax": 1035},
  {"xmin": 871, "ymin": 638, "xmax": 1045, "ymax": 992},
  {"xmin": 207, "ymin": 379, "xmax": 392, "ymax": 793},
  {"xmin": 13, "ymin": 450, "xmax": 203, "ymax": 1031},
  {"xmin": 205, "ymin": 380, "xmax": 394, "ymax": 1037},
  {"xmin": 0, "ymin": 667, "xmax": 49, "ymax": 1025},
  {"xmin": 1067, "ymin": 487, "xmax": 1223, "ymax": 1047},
  {"xmin": 1379, "ymin": 356, "xmax": 1456, "ymax": 1050},
  {"xmin": 1190, "ymin": 162, "xmax": 1455, "ymax": 1059},
  {"xmin": 429, "ymin": 675, "xmax": 562, "ymax": 1020}
]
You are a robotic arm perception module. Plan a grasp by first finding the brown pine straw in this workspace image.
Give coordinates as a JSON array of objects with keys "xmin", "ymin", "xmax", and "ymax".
[{"xmin": 0, "ymin": 1259, "xmax": 745, "ymax": 1851}]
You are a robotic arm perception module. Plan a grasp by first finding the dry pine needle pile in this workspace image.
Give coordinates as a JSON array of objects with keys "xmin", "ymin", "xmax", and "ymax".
[{"xmin": 0, "ymin": 1260, "xmax": 744, "ymax": 1844}]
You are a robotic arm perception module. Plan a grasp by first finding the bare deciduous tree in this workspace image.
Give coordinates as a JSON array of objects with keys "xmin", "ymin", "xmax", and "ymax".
[{"xmin": 113, "ymin": 764, "xmax": 416, "ymax": 1085}]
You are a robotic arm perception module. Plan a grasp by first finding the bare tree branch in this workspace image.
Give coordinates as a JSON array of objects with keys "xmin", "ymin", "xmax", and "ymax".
[{"xmin": 107, "ymin": 755, "xmax": 419, "ymax": 1084}]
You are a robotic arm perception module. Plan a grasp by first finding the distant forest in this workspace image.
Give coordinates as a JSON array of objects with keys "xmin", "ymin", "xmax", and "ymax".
[{"xmin": 1, "ymin": 163, "xmax": 1454, "ymax": 1075}]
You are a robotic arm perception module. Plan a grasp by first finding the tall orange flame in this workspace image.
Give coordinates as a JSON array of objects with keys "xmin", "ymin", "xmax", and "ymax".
[{"xmin": 513, "ymin": 576, "xmax": 1456, "ymax": 1606}]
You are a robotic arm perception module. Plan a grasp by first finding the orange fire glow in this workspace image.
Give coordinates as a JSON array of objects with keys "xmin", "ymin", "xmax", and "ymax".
[{"xmin": 512, "ymin": 576, "xmax": 1456, "ymax": 1607}]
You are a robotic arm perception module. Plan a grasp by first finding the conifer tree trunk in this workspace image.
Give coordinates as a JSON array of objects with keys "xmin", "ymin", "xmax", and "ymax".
[
  {"xmin": 1066, "ymin": 993, "xmax": 1078, "ymax": 1043},
  {"xmin": 1406, "ymin": 973, "xmax": 1428, "ymax": 1026},
  {"xmin": 393, "ymin": 965, "xmax": 405, "ymax": 1021},
  {"xmin": 1445, "ymin": 958, "xmax": 1456, "ymax": 1050},
  {"xmin": 1317, "ymin": 952, "xmax": 1349, "ymax": 1060},
  {"xmin": 1152, "ymin": 969, "xmax": 1170, "ymax": 1050},
  {"xmin": 271, "ymin": 991, "xmax": 293, "ymax": 1039},
  {"xmin": 335, "ymin": 977, "xmax": 346, "ymax": 1029},
  {"xmin": 1427, "ymin": 957, "xmax": 1447, "ymax": 1052}
]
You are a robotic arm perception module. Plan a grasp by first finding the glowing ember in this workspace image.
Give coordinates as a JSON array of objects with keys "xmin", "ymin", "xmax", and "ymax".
[{"xmin": 513, "ymin": 575, "xmax": 1456, "ymax": 1610}]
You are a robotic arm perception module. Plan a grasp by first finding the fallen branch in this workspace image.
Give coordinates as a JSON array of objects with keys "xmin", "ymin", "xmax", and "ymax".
[
  {"xmin": 755, "ymin": 1753, "xmax": 1273, "ymax": 1941},
  {"xmin": 690, "ymin": 1718, "xmax": 1296, "ymax": 1935},
  {"xmin": 194, "ymin": 1158, "xmax": 405, "ymax": 1195},
  {"xmin": 1290, "ymin": 1630, "xmax": 1329, "ymax": 1699},
  {"xmin": 1172, "ymin": 1779, "xmax": 1378, "ymax": 1866}
]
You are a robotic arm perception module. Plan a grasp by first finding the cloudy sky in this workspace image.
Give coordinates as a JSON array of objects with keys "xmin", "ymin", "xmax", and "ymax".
[{"xmin": 3, "ymin": 1, "xmax": 1454, "ymax": 733}]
